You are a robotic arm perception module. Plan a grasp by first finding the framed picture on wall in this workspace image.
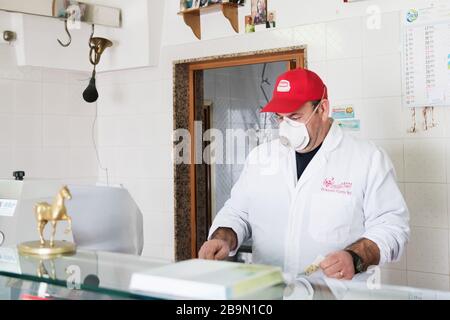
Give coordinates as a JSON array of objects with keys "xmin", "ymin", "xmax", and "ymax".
[
  {"xmin": 245, "ymin": 15, "xmax": 255, "ymax": 33},
  {"xmin": 251, "ymin": 0, "xmax": 267, "ymax": 25},
  {"xmin": 266, "ymin": 10, "xmax": 276, "ymax": 28}
]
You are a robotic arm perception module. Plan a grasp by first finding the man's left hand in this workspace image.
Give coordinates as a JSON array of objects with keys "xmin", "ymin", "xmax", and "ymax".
[{"xmin": 319, "ymin": 251, "xmax": 355, "ymax": 280}]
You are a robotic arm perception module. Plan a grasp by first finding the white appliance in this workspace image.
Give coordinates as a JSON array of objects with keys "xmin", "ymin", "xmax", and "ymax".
[{"xmin": 0, "ymin": 180, "xmax": 144, "ymax": 255}]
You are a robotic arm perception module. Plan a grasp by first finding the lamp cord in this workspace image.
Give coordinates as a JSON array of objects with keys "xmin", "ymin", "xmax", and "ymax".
[{"xmin": 91, "ymin": 99, "xmax": 109, "ymax": 186}]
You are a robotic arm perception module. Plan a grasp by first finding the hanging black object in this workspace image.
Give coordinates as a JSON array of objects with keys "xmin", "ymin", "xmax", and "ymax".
[{"xmin": 83, "ymin": 69, "xmax": 99, "ymax": 103}]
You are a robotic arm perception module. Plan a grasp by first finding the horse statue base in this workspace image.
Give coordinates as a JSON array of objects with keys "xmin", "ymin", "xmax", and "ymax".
[{"xmin": 18, "ymin": 240, "xmax": 76, "ymax": 256}]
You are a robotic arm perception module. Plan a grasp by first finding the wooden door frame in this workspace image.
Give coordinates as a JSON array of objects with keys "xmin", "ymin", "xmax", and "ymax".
[{"xmin": 173, "ymin": 46, "xmax": 306, "ymax": 261}]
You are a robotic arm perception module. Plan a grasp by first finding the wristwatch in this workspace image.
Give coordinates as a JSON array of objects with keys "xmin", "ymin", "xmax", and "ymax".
[{"xmin": 345, "ymin": 249, "xmax": 364, "ymax": 274}]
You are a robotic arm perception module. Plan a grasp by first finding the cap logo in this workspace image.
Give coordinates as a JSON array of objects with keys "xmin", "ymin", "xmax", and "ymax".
[{"xmin": 277, "ymin": 80, "xmax": 291, "ymax": 93}]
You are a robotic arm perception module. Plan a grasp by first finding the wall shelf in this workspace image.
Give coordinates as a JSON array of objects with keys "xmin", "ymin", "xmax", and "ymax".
[
  {"xmin": 2, "ymin": 0, "xmax": 163, "ymax": 72},
  {"xmin": 178, "ymin": 3, "xmax": 242, "ymax": 40}
]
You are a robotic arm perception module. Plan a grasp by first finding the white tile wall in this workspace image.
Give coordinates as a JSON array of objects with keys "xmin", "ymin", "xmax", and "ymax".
[
  {"xmin": 11, "ymin": 147, "xmax": 44, "ymax": 178},
  {"xmin": 0, "ymin": 114, "xmax": 13, "ymax": 147},
  {"xmin": 15, "ymin": 81, "xmax": 43, "ymax": 115},
  {"xmin": 68, "ymin": 148, "xmax": 98, "ymax": 179},
  {"xmin": 404, "ymin": 139, "xmax": 446, "ymax": 183},
  {"xmin": 96, "ymin": 70, "xmax": 174, "ymax": 260},
  {"xmin": 326, "ymin": 17, "xmax": 362, "ymax": 60},
  {"xmin": 326, "ymin": 58, "xmax": 363, "ymax": 101},
  {"xmin": 360, "ymin": 97, "xmax": 403, "ymax": 139},
  {"xmin": 69, "ymin": 117, "xmax": 95, "ymax": 147},
  {"xmin": 43, "ymin": 115, "xmax": 71, "ymax": 147},
  {"xmin": 381, "ymin": 269, "xmax": 407, "ymax": 287},
  {"xmin": 13, "ymin": 115, "xmax": 43, "ymax": 147},
  {"xmin": 446, "ymin": 140, "xmax": 450, "ymax": 184},
  {"xmin": 0, "ymin": 46, "xmax": 97, "ymax": 183},
  {"xmin": 407, "ymin": 271, "xmax": 450, "ymax": 291},
  {"xmin": 362, "ymin": 54, "xmax": 402, "ymax": 98},
  {"xmin": 0, "ymin": 147, "xmax": 12, "ymax": 178},
  {"xmin": 0, "ymin": 79, "xmax": 14, "ymax": 114},
  {"xmin": 292, "ymin": 23, "xmax": 327, "ymax": 62},
  {"xmin": 405, "ymin": 183, "xmax": 448, "ymax": 229},
  {"xmin": 40, "ymin": 148, "xmax": 71, "ymax": 179},
  {"xmin": 407, "ymin": 227, "xmax": 449, "ymax": 275},
  {"xmin": 362, "ymin": 11, "xmax": 401, "ymax": 57},
  {"xmin": 42, "ymin": 83, "xmax": 69, "ymax": 115}
]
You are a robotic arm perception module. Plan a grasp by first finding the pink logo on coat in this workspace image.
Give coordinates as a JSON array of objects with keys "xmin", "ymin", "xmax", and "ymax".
[{"xmin": 321, "ymin": 177, "xmax": 352, "ymax": 195}]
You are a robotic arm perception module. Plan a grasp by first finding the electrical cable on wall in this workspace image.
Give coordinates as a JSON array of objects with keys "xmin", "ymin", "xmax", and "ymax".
[{"xmin": 91, "ymin": 101, "xmax": 109, "ymax": 186}]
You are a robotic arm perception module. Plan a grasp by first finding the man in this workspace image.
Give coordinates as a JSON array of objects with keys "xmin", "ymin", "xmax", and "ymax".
[
  {"xmin": 199, "ymin": 68, "xmax": 410, "ymax": 280},
  {"xmin": 266, "ymin": 11, "xmax": 276, "ymax": 28}
]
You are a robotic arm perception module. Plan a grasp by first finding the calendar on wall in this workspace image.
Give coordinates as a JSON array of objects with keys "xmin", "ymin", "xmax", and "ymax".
[{"xmin": 402, "ymin": 6, "xmax": 450, "ymax": 108}]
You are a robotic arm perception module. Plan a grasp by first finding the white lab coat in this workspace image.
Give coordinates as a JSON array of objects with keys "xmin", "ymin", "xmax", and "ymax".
[{"xmin": 209, "ymin": 121, "xmax": 410, "ymax": 277}]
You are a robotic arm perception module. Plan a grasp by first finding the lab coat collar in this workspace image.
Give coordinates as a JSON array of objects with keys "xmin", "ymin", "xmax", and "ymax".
[{"xmin": 319, "ymin": 119, "xmax": 343, "ymax": 156}]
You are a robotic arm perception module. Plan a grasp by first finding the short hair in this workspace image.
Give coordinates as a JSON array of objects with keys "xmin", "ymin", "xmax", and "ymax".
[{"xmin": 311, "ymin": 100, "xmax": 322, "ymax": 108}]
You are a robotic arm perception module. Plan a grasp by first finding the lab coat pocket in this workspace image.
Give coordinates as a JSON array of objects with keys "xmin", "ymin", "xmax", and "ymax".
[{"xmin": 308, "ymin": 193, "xmax": 354, "ymax": 244}]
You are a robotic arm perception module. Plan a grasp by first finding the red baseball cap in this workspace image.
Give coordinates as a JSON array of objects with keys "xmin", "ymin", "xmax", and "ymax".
[{"xmin": 260, "ymin": 68, "xmax": 327, "ymax": 113}]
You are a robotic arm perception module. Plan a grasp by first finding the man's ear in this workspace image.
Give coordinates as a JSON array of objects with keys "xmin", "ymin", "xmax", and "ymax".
[{"xmin": 320, "ymin": 99, "xmax": 330, "ymax": 121}]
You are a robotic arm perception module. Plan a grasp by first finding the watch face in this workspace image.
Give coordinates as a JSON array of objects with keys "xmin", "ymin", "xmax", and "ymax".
[
  {"xmin": 356, "ymin": 260, "xmax": 364, "ymax": 272},
  {"xmin": 347, "ymin": 250, "xmax": 364, "ymax": 273}
]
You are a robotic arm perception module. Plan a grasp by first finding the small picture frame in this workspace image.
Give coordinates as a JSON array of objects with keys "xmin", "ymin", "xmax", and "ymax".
[
  {"xmin": 199, "ymin": 0, "xmax": 209, "ymax": 8},
  {"xmin": 245, "ymin": 15, "xmax": 255, "ymax": 33},
  {"xmin": 251, "ymin": 0, "xmax": 267, "ymax": 25},
  {"xmin": 185, "ymin": 0, "xmax": 194, "ymax": 9},
  {"xmin": 266, "ymin": 10, "xmax": 276, "ymax": 28}
]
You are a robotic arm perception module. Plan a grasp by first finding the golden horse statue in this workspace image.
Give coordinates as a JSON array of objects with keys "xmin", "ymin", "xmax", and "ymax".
[{"xmin": 34, "ymin": 185, "xmax": 73, "ymax": 247}]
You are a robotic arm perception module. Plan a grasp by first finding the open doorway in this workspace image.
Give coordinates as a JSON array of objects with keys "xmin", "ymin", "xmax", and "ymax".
[
  {"xmin": 204, "ymin": 61, "xmax": 287, "ymax": 232},
  {"xmin": 173, "ymin": 47, "xmax": 306, "ymax": 260}
]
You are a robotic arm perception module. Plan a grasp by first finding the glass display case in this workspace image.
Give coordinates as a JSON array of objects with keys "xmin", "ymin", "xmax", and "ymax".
[
  {"xmin": 1, "ymin": 246, "xmax": 450, "ymax": 300},
  {"xmin": 0, "ymin": 246, "xmax": 169, "ymax": 300}
]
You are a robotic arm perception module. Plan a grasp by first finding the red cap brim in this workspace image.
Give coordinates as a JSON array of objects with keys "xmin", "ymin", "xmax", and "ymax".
[{"xmin": 260, "ymin": 97, "xmax": 308, "ymax": 113}]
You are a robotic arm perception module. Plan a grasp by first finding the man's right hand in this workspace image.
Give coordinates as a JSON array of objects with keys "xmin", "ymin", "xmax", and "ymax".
[
  {"xmin": 198, "ymin": 227, "xmax": 237, "ymax": 260},
  {"xmin": 198, "ymin": 239, "xmax": 230, "ymax": 260}
]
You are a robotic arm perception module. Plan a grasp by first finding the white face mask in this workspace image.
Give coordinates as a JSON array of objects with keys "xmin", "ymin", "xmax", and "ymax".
[{"xmin": 279, "ymin": 104, "xmax": 320, "ymax": 152}]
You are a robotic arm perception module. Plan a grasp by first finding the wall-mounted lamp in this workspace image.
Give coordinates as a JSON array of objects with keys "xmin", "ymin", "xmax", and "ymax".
[
  {"xmin": 83, "ymin": 25, "xmax": 113, "ymax": 103},
  {"xmin": 89, "ymin": 37, "xmax": 113, "ymax": 66}
]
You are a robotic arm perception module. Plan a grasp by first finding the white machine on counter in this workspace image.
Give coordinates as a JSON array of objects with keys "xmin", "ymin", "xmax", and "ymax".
[{"xmin": 0, "ymin": 179, "xmax": 144, "ymax": 255}]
